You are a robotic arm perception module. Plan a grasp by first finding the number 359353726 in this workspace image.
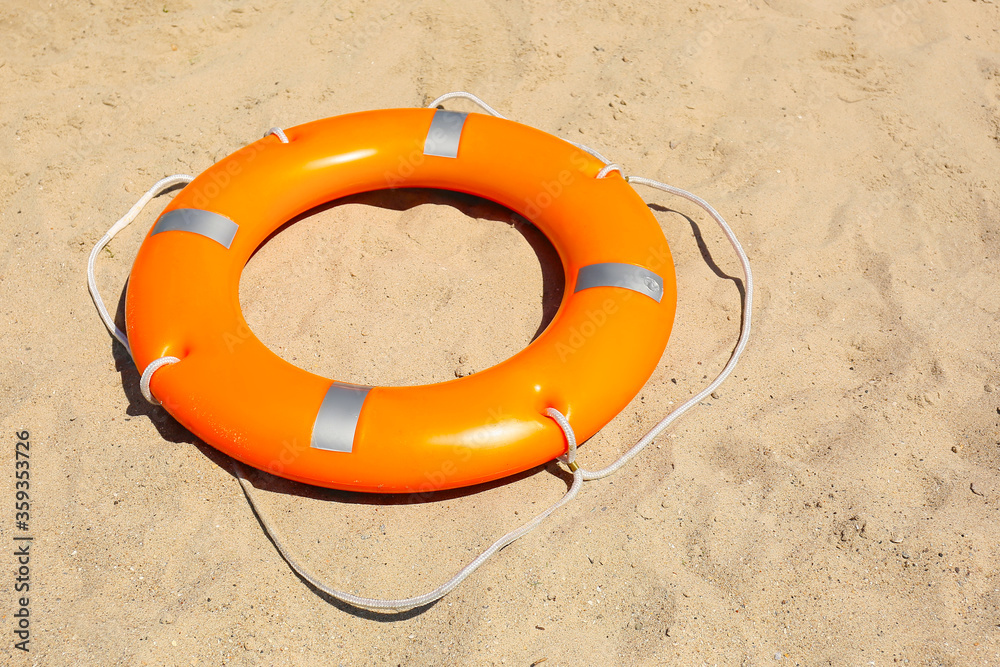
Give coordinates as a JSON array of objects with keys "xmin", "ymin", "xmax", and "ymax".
[{"xmin": 15, "ymin": 430, "xmax": 30, "ymax": 522}]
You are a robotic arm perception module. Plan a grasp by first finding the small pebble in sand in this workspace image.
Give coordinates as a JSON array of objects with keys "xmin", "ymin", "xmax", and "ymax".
[
  {"xmin": 774, "ymin": 652, "xmax": 783, "ymax": 661},
  {"xmin": 951, "ymin": 444, "xmax": 963, "ymax": 453},
  {"xmin": 985, "ymin": 383, "xmax": 995, "ymax": 393},
  {"xmin": 454, "ymin": 355, "xmax": 474, "ymax": 378}
]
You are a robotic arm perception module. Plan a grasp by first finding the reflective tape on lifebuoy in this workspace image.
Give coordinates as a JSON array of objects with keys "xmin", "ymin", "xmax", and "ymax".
[{"xmin": 125, "ymin": 107, "xmax": 677, "ymax": 492}]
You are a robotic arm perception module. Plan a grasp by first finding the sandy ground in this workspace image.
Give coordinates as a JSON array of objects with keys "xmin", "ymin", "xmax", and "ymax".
[{"xmin": 2, "ymin": 0, "xmax": 1000, "ymax": 664}]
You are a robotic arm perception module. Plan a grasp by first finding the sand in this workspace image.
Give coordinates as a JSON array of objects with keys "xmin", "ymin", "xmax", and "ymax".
[{"xmin": 2, "ymin": 0, "xmax": 999, "ymax": 664}]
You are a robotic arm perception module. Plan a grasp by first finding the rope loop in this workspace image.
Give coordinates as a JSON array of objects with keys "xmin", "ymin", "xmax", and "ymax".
[
  {"xmin": 426, "ymin": 91, "xmax": 506, "ymax": 119},
  {"xmin": 264, "ymin": 127, "xmax": 289, "ymax": 143},
  {"xmin": 596, "ymin": 163, "xmax": 625, "ymax": 179},
  {"xmin": 429, "ymin": 91, "xmax": 613, "ymax": 166},
  {"xmin": 237, "ymin": 460, "xmax": 582, "ymax": 612},
  {"xmin": 545, "ymin": 407, "xmax": 578, "ymax": 470},
  {"xmin": 139, "ymin": 356, "xmax": 180, "ymax": 405}
]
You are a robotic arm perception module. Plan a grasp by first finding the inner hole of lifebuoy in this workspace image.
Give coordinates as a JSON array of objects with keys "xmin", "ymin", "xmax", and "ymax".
[{"xmin": 239, "ymin": 188, "xmax": 564, "ymax": 387}]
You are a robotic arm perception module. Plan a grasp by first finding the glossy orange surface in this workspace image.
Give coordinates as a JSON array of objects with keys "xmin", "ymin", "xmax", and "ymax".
[{"xmin": 125, "ymin": 108, "xmax": 676, "ymax": 492}]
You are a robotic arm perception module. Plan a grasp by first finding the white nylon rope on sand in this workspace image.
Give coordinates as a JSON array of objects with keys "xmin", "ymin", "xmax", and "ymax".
[
  {"xmin": 426, "ymin": 91, "xmax": 613, "ymax": 165},
  {"xmin": 87, "ymin": 174, "xmax": 194, "ymax": 357},
  {"xmin": 237, "ymin": 408, "xmax": 582, "ymax": 613},
  {"xmin": 236, "ymin": 459, "xmax": 583, "ymax": 613},
  {"xmin": 427, "ymin": 91, "xmax": 507, "ymax": 118},
  {"xmin": 89, "ymin": 96, "xmax": 752, "ymax": 613},
  {"xmin": 264, "ymin": 127, "xmax": 289, "ymax": 143}
]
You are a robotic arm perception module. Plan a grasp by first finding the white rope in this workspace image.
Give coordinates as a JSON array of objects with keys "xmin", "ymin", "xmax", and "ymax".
[
  {"xmin": 546, "ymin": 407, "xmax": 578, "ymax": 466},
  {"xmin": 264, "ymin": 127, "xmax": 289, "ymax": 143},
  {"xmin": 426, "ymin": 91, "xmax": 506, "ymax": 118},
  {"xmin": 596, "ymin": 163, "xmax": 624, "ymax": 179},
  {"xmin": 569, "ymin": 142, "xmax": 612, "ymax": 165},
  {"xmin": 427, "ymin": 91, "xmax": 612, "ymax": 166},
  {"xmin": 140, "ymin": 356, "xmax": 180, "ymax": 405},
  {"xmin": 236, "ymin": 460, "xmax": 583, "ymax": 612},
  {"xmin": 87, "ymin": 174, "xmax": 194, "ymax": 356}
]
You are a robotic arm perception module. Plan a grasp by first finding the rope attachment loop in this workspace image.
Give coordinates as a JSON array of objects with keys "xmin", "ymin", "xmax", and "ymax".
[
  {"xmin": 140, "ymin": 356, "xmax": 180, "ymax": 405},
  {"xmin": 426, "ymin": 91, "xmax": 506, "ymax": 118},
  {"xmin": 596, "ymin": 163, "xmax": 625, "ymax": 179},
  {"xmin": 264, "ymin": 127, "xmax": 289, "ymax": 143}
]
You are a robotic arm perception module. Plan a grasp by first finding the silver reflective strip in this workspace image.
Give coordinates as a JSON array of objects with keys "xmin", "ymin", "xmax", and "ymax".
[
  {"xmin": 423, "ymin": 110, "xmax": 468, "ymax": 158},
  {"xmin": 152, "ymin": 209, "xmax": 239, "ymax": 249},
  {"xmin": 310, "ymin": 383, "xmax": 372, "ymax": 453},
  {"xmin": 575, "ymin": 263, "xmax": 665, "ymax": 303}
]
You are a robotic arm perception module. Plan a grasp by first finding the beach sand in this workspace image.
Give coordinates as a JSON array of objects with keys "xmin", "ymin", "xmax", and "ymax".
[{"xmin": 2, "ymin": 0, "xmax": 999, "ymax": 664}]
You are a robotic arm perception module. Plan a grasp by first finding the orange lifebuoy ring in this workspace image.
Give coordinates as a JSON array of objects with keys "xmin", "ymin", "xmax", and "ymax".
[{"xmin": 125, "ymin": 107, "xmax": 676, "ymax": 492}]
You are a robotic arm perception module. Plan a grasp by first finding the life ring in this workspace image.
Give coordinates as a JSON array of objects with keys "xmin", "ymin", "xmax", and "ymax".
[{"xmin": 125, "ymin": 107, "xmax": 677, "ymax": 492}]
